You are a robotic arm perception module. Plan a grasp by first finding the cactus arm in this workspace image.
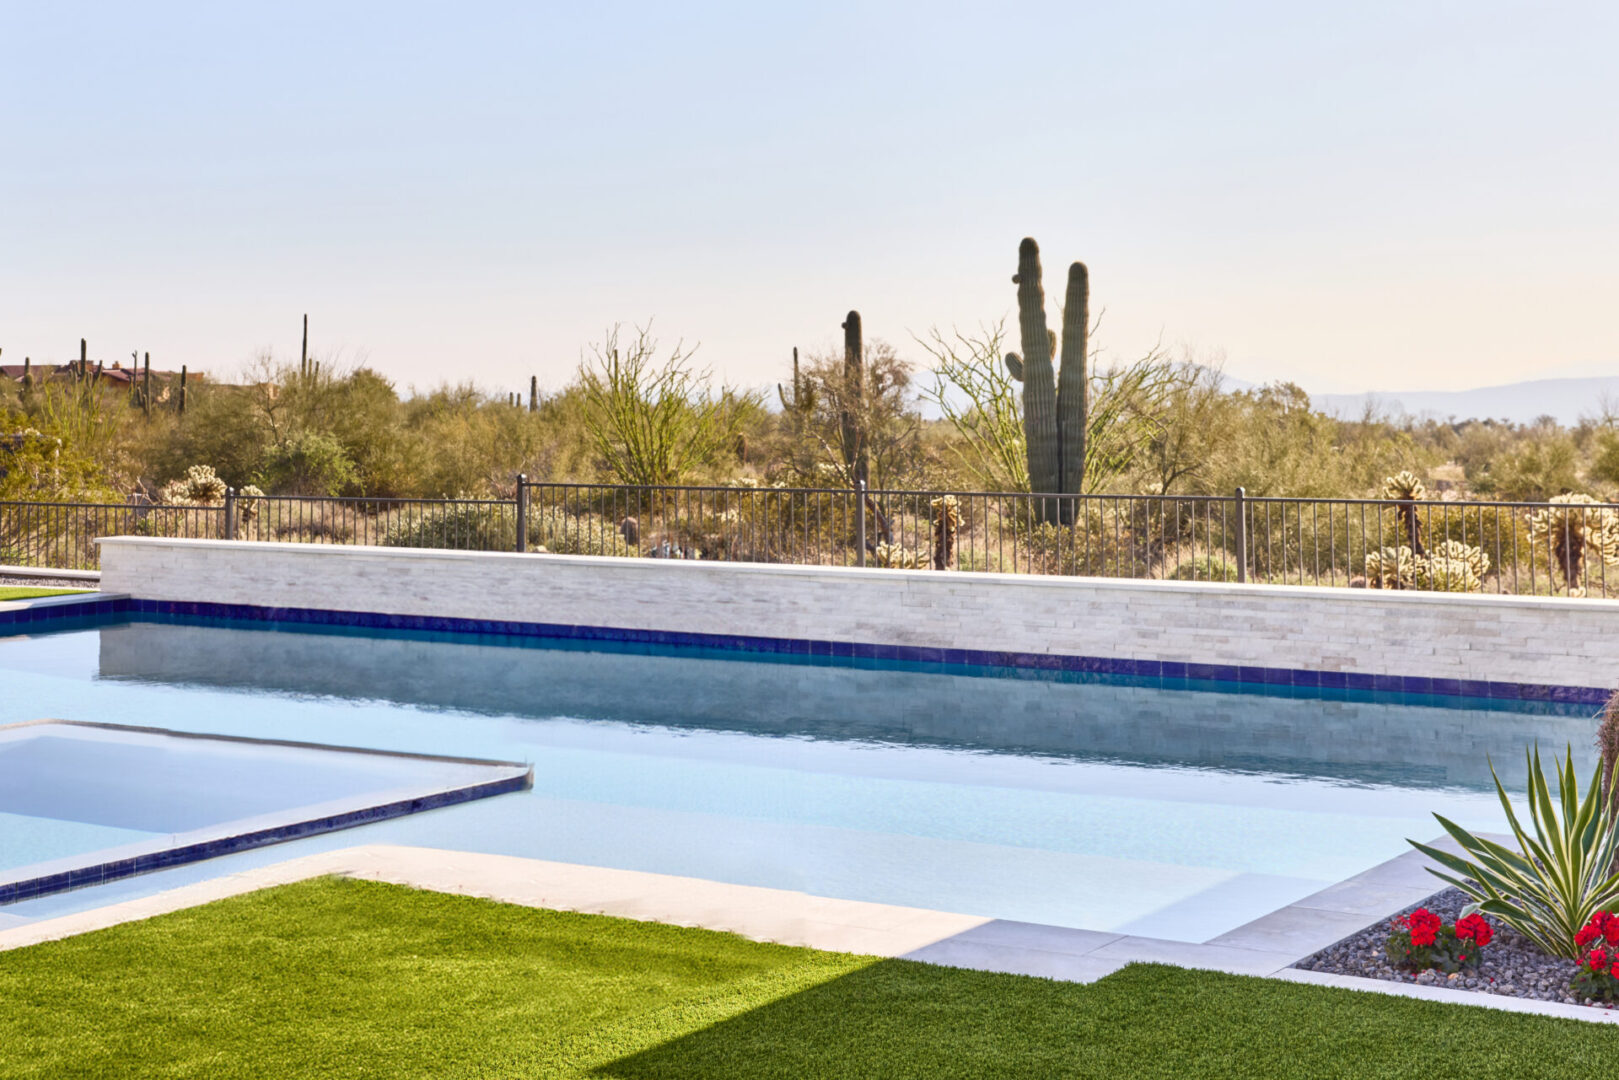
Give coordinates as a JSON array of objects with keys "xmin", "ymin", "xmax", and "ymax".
[
  {"xmin": 1004, "ymin": 353, "xmax": 1023, "ymax": 381},
  {"xmin": 1014, "ymin": 238, "xmax": 1059, "ymax": 498},
  {"xmin": 1056, "ymin": 261, "xmax": 1090, "ymax": 494}
]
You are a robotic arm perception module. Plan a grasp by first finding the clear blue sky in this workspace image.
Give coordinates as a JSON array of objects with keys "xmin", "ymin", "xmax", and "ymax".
[{"xmin": 3, "ymin": 1, "xmax": 1615, "ymax": 396}]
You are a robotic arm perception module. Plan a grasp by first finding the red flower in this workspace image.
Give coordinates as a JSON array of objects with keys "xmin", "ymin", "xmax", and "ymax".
[
  {"xmin": 1456, "ymin": 914, "xmax": 1493, "ymax": 947},
  {"xmin": 1401, "ymin": 909, "xmax": 1442, "ymax": 948},
  {"xmin": 1578, "ymin": 924, "xmax": 1602, "ymax": 949},
  {"xmin": 1586, "ymin": 949, "xmax": 1611, "ymax": 974},
  {"xmin": 1601, "ymin": 912, "xmax": 1619, "ymax": 947}
]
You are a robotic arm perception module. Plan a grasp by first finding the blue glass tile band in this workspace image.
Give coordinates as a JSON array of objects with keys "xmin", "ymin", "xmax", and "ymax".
[
  {"xmin": 3, "ymin": 593, "xmax": 1610, "ymax": 710},
  {"xmin": 0, "ymin": 772, "xmax": 531, "ymax": 906}
]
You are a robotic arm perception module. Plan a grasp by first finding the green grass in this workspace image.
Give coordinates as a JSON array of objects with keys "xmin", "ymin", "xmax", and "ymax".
[
  {"xmin": 1, "ymin": 876, "xmax": 1613, "ymax": 1079},
  {"xmin": 0, "ymin": 585, "xmax": 91, "ymax": 601}
]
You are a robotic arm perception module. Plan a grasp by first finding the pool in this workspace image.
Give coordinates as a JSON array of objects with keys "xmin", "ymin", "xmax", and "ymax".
[
  {"xmin": 0, "ymin": 613, "xmax": 1599, "ymax": 941},
  {"xmin": 0, "ymin": 719, "xmax": 531, "ymax": 900}
]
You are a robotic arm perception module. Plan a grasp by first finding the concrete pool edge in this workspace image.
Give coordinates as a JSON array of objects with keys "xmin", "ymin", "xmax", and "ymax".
[
  {"xmin": 3, "ymin": 841, "xmax": 1612, "ymax": 1026},
  {"xmin": 0, "ymin": 721, "xmax": 534, "ymax": 905}
]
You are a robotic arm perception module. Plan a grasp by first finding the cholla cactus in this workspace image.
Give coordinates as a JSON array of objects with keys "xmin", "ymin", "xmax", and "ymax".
[
  {"xmin": 871, "ymin": 542, "xmax": 925, "ymax": 569},
  {"xmin": 1526, "ymin": 493, "xmax": 1619, "ymax": 592},
  {"xmin": 1382, "ymin": 471, "xmax": 1428, "ymax": 556},
  {"xmin": 1415, "ymin": 550, "xmax": 1484, "ymax": 593},
  {"xmin": 930, "ymin": 494, "xmax": 959, "ymax": 571},
  {"xmin": 1365, "ymin": 545, "xmax": 1416, "ymax": 589},
  {"xmin": 1382, "ymin": 471, "xmax": 1426, "ymax": 501},
  {"xmin": 159, "ymin": 464, "xmax": 228, "ymax": 506},
  {"xmin": 1428, "ymin": 539, "xmax": 1489, "ymax": 579},
  {"xmin": 237, "ymin": 484, "xmax": 266, "ymax": 524}
]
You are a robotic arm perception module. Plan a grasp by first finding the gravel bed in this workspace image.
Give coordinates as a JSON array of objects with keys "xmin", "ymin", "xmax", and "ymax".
[
  {"xmin": 1295, "ymin": 886, "xmax": 1615, "ymax": 1009},
  {"xmin": 0, "ymin": 574, "xmax": 97, "ymax": 591}
]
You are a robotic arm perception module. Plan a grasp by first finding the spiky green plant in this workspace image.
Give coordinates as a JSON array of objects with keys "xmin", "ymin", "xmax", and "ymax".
[
  {"xmin": 1381, "ymin": 471, "xmax": 1427, "ymax": 556},
  {"xmin": 1004, "ymin": 237, "xmax": 1087, "ymax": 522},
  {"xmin": 1428, "ymin": 538, "xmax": 1489, "ymax": 577},
  {"xmin": 1382, "ymin": 470, "xmax": 1426, "ymax": 501},
  {"xmin": 159, "ymin": 464, "xmax": 228, "ymax": 506},
  {"xmin": 1364, "ymin": 545, "xmax": 1416, "ymax": 589},
  {"xmin": 1415, "ymin": 554, "xmax": 1483, "ymax": 592},
  {"xmin": 1526, "ymin": 493, "xmax": 1619, "ymax": 593},
  {"xmin": 1410, "ymin": 746, "xmax": 1619, "ymax": 958},
  {"xmin": 871, "ymin": 541, "xmax": 925, "ymax": 569},
  {"xmin": 1414, "ymin": 539, "xmax": 1489, "ymax": 592},
  {"xmin": 237, "ymin": 484, "xmax": 266, "ymax": 524}
]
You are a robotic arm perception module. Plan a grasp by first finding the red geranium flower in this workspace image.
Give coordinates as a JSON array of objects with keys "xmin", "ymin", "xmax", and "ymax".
[
  {"xmin": 1587, "ymin": 949, "xmax": 1611, "ymax": 974},
  {"xmin": 1456, "ymin": 913, "xmax": 1492, "ymax": 947},
  {"xmin": 1401, "ymin": 909, "xmax": 1442, "ymax": 948},
  {"xmin": 1600, "ymin": 912, "xmax": 1619, "ymax": 947},
  {"xmin": 1578, "ymin": 924, "xmax": 1602, "ymax": 949}
]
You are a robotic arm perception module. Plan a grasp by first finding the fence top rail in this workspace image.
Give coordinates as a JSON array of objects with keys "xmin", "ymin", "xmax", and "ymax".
[
  {"xmin": 520, "ymin": 482, "xmax": 1619, "ymax": 513},
  {"xmin": 9, "ymin": 488, "xmax": 1619, "ymax": 513},
  {"xmin": 248, "ymin": 495, "xmax": 513, "ymax": 507},
  {"xmin": 521, "ymin": 481, "xmax": 1244, "ymax": 504}
]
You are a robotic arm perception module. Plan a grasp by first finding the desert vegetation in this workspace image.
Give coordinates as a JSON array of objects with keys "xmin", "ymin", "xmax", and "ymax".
[{"xmin": 7, "ymin": 242, "xmax": 1619, "ymax": 589}]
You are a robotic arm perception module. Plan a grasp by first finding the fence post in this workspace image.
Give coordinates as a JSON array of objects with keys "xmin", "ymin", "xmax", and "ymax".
[
  {"xmin": 515, "ymin": 474, "xmax": 528, "ymax": 553},
  {"xmin": 856, "ymin": 480, "xmax": 867, "ymax": 568},
  {"xmin": 223, "ymin": 487, "xmax": 237, "ymax": 541},
  {"xmin": 1234, "ymin": 486, "xmax": 1247, "ymax": 583}
]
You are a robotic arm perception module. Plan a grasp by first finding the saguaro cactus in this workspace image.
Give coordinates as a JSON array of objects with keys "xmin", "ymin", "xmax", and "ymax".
[
  {"xmin": 839, "ymin": 311, "xmax": 868, "ymax": 486},
  {"xmin": 1004, "ymin": 238, "xmax": 1088, "ymax": 522}
]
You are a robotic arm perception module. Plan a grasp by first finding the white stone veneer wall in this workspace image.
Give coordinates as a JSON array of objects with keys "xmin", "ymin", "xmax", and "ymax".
[{"xmin": 98, "ymin": 537, "xmax": 1619, "ymax": 690}]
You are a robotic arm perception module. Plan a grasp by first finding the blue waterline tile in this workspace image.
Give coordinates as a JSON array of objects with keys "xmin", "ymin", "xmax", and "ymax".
[{"xmin": 11, "ymin": 595, "xmax": 1609, "ymax": 717}]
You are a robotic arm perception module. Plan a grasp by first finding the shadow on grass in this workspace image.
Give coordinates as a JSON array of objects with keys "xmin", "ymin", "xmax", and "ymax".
[
  {"xmin": 596, "ymin": 957, "xmax": 1097, "ymax": 1080},
  {"xmin": 597, "ymin": 959, "xmax": 1619, "ymax": 1080}
]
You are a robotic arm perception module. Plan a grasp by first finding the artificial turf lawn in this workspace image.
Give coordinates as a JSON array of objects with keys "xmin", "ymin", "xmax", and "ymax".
[
  {"xmin": 0, "ymin": 586, "xmax": 90, "ymax": 601},
  {"xmin": 2, "ymin": 878, "xmax": 1614, "ymax": 1080}
]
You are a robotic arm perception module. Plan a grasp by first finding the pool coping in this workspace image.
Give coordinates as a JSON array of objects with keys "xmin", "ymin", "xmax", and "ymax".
[
  {"xmin": 0, "ymin": 721, "xmax": 534, "ymax": 905},
  {"xmin": 2, "ymin": 840, "xmax": 1613, "ymax": 1025}
]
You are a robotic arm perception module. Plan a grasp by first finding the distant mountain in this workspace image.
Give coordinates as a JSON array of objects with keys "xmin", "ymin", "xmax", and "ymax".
[{"xmin": 1309, "ymin": 377, "xmax": 1619, "ymax": 426}]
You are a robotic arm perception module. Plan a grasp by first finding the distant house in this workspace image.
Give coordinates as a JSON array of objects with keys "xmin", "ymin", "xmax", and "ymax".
[{"xmin": 0, "ymin": 361, "xmax": 202, "ymax": 387}]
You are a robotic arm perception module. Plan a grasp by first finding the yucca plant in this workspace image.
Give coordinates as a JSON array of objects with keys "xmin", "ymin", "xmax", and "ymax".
[{"xmin": 1411, "ymin": 746, "xmax": 1619, "ymax": 958}]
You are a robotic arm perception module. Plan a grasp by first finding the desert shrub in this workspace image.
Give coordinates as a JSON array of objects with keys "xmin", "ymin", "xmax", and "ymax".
[
  {"xmin": 381, "ymin": 503, "xmax": 515, "ymax": 552},
  {"xmin": 257, "ymin": 431, "xmax": 358, "ymax": 496},
  {"xmin": 1472, "ymin": 433, "xmax": 1580, "ymax": 501},
  {"xmin": 528, "ymin": 507, "xmax": 631, "ymax": 557},
  {"xmin": 1159, "ymin": 547, "xmax": 1239, "ymax": 582}
]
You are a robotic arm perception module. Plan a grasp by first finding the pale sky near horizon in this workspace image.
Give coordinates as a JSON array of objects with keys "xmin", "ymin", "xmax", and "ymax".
[{"xmin": 3, "ymin": 2, "xmax": 1615, "ymax": 398}]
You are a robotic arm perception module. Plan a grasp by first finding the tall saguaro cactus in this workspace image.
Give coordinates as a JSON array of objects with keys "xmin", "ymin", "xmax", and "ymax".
[
  {"xmin": 839, "ymin": 311, "xmax": 868, "ymax": 486},
  {"xmin": 1004, "ymin": 238, "xmax": 1089, "ymax": 522}
]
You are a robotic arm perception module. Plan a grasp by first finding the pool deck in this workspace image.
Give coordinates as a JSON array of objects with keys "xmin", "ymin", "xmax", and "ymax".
[{"xmin": 2, "ymin": 840, "xmax": 1613, "ymax": 1025}]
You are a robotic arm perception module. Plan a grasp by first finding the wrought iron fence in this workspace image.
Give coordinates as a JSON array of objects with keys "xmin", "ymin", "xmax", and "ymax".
[{"xmin": 6, "ymin": 480, "xmax": 1619, "ymax": 598}]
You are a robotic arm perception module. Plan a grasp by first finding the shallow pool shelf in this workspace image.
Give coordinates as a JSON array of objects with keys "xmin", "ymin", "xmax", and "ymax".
[{"xmin": 0, "ymin": 720, "xmax": 532, "ymax": 904}]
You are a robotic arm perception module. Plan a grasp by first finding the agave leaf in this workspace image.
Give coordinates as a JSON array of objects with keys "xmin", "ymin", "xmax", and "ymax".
[
  {"xmin": 1408, "ymin": 836, "xmax": 1522, "ymax": 900},
  {"xmin": 1559, "ymin": 747, "xmax": 1581, "ymax": 829},
  {"xmin": 1527, "ymin": 747, "xmax": 1567, "ymax": 872},
  {"xmin": 1489, "ymin": 758, "xmax": 1543, "ymax": 863}
]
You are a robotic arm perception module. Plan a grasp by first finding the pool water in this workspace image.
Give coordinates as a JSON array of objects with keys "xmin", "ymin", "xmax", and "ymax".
[
  {"xmin": 0, "ymin": 616, "xmax": 1599, "ymax": 941},
  {"xmin": 0, "ymin": 811, "xmax": 159, "ymax": 874}
]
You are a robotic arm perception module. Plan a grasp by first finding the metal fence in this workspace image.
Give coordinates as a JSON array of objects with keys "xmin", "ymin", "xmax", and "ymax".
[{"xmin": 6, "ymin": 480, "xmax": 1619, "ymax": 598}]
